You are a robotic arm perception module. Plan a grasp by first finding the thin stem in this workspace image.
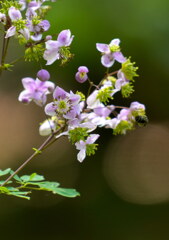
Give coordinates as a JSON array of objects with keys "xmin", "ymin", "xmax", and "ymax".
[
  {"xmin": 107, "ymin": 70, "xmax": 118, "ymax": 76},
  {"xmin": 1, "ymin": 127, "xmax": 64, "ymax": 187},
  {"xmin": 114, "ymin": 106, "xmax": 129, "ymax": 109},
  {"xmin": 2, "ymin": 38, "xmax": 9, "ymax": 64},
  {"xmin": 0, "ymin": 32, "xmax": 6, "ymax": 70},
  {"xmin": 17, "ymin": 186, "xmax": 42, "ymax": 191},
  {"xmin": 10, "ymin": 56, "xmax": 24, "ymax": 65},
  {"xmin": 87, "ymin": 78, "xmax": 98, "ymax": 98}
]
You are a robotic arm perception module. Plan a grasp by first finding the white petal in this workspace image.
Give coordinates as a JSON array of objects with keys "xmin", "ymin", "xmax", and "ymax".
[{"xmin": 77, "ymin": 149, "xmax": 86, "ymax": 162}]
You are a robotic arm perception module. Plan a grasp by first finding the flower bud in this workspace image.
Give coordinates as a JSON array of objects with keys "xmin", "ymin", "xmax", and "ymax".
[
  {"xmin": 75, "ymin": 66, "xmax": 89, "ymax": 83},
  {"xmin": 45, "ymin": 35, "xmax": 52, "ymax": 41},
  {"xmin": 37, "ymin": 69, "xmax": 50, "ymax": 81}
]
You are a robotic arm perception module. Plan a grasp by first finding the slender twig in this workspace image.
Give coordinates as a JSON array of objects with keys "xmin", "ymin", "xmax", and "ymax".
[
  {"xmin": 10, "ymin": 56, "xmax": 24, "ymax": 65},
  {"xmin": 107, "ymin": 70, "xmax": 118, "ymax": 76},
  {"xmin": 114, "ymin": 106, "xmax": 129, "ymax": 109},
  {"xmin": 1, "ymin": 127, "xmax": 64, "ymax": 187}
]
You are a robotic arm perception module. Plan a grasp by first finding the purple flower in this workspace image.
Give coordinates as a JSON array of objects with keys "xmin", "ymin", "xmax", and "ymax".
[
  {"xmin": 96, "ymin": 38, "xmax": 126, "ymax": 68},
  {"xmin": 75, "ymin": 66, "xmax": 89, "ymax": 83},
  {"xmin": 130, "ymin": 101, "xmax": 145, "ymax": 111},
  {"xmin": 45, "ymin": 87, "xmax": 81, "ymax": 119},
  {"xmin": 75, "ymin": 134, "xmax": 100, "ymax": 162},
  {"xmin": 44, "ymin": 29, "xmax": 74, "ymax": 65},
  {"xmin": 26, "ymin": 17, "xmax": 50, "ymax": 42},
  {"xmin": 18, "ymin": 77, "xmax": 55, "ymax": 106},
  {"xmin": 8, "ymin": 7, "xmax": 22, "ymax": 21}
]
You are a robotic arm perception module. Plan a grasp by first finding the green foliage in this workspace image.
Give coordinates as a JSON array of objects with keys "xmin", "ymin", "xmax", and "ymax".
[
  {"xmin": 0, "ymin": 168, "xmax": 11, "ymax": 176},
  {"xmin": 0, "ymin": 170, "xmax": 80, "ymax": 200},
  {"xmin": 113, "ymin": 120, "xmax": 134, "ymax": 135},
  {"xmin": 69, "ymin": 127, "xmax": 89, "ymax": 144},
  {"xmin": 0, "ymin": 1, "xmax": 21, "ymax": 13},
  {"xmin": 86, "ymin": 144, "xmax": 98, "ymax": 156},
  {"xmin": 24, "ymin": 44, "xmax": 45, "ymax": 62},
  {"xmin": 121, "ymin": 58, "xmax": 139, "ymax": 81},
  {"xmin": 121, "ymin": 83, "xmax": 134, "ymax": 98},
  {"xmin": 97, "ymin": 87, "xmax": 113, "ymax": 104}
]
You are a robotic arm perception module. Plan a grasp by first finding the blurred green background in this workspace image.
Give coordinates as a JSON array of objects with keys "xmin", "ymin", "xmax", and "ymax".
[{"xmin": 1, "ymin": 0, "xmax": 169, "ymax": 239}]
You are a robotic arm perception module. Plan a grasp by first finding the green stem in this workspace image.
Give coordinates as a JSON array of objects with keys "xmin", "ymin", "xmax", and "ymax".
[
  {"xmin": 17, "ymin": 186, "xmax": 42, "ymax": 191},
  {"xmin": 2, "ymin": 38, "xmax": 9, "ymax": 64}
]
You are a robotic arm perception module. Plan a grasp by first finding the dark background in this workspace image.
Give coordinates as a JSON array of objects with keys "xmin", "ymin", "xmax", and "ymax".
[{"xmin": 1, "ymin": 0, "xmax": 169, "ymax": 239}]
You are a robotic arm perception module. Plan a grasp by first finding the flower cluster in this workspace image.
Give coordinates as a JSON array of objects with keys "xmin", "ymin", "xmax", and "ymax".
[
  {"xmin": 0, "ymin": 0, "xmax": 73, "ymax": 64},
  {"xmin": 0, "ymin": 0, "xmax": 148, "ymax": 200},
  {"xmin": 18, "ymin": 35, "xmax": 147, "ymax": 162},
  {"xmin": 0, "ymin": 1, "xmax": 147, "ymax": 163}
]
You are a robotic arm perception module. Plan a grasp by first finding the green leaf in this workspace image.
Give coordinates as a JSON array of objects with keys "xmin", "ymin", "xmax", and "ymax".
[
  {"xmin": 0, "ymin": 180, "xmax": 12, "ymax": 185},
  {"xmin": 24, "ymin": 181, "xmax": 80, "ymax": 198},
  {"xmin": 6, "ymin": 187, "xmax": 30, "ymax": 200},
  {"xmin": 20, "ymin": 173, "xmax": 45, "ymax": 182},
  {"xmin": 0, "ymin": 186, "xmax": 10, "ymax": 194},
  {"xmin": 52, "ymin": 188, "xmax": 80, "ymax": 198},
  {"xmin": 25, "ymin": 181, "xmax": 60, "ymax": 189},
  {"xmin": 10, "ymin": 170, "xmax": 21, "ymax": 182},
  {"xmin": 7, "ymin": 191, "xmax": 30, "ymax": 200},
  {"xmin": 0, "ymin": 168, "xmax": 11, "ymax": 177}
]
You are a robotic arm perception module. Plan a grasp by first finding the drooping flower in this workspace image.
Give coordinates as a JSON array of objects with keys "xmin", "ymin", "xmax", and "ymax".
[
  {"xmin": 75, "ymin": 134, "xmax": 100, "ymax": 162},
  {"xmin": 39, "ymin": 117, "xmax": 57, "ymax": 136},
  {"xmin": 75, "ymin": 66, "xmax": 89, "ymax": 83}
]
